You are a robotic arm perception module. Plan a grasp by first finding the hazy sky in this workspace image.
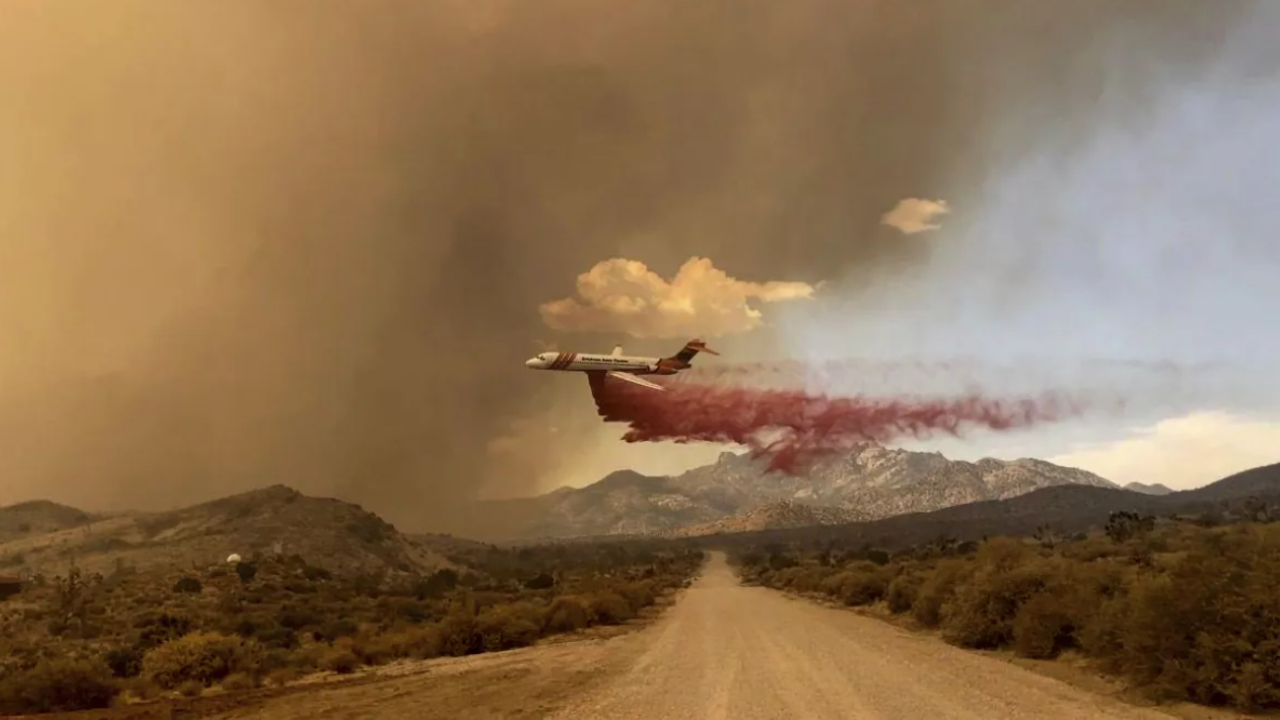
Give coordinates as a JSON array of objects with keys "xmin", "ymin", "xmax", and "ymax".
[{"xmin": 1, "ymin": 1, "xmax": 1275, "ymax": 533}]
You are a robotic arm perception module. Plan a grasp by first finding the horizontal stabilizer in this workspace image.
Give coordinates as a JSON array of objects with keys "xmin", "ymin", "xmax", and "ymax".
[{"xmin": 606, "ymin": 371, "xmax": 665, "ymax": 391}]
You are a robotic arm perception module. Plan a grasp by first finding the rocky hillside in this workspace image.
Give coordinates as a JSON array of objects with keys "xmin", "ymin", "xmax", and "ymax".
[
  {"xmin": 709, "ymin": 461, "xmax": 1280, "ymax": 552},
  {"xmin": 468, "ymin": 444, "xmax": 1120, "ymax": 540},
  {"xmin": 0, "ymin": 485, "xmax": 449, "ymax": 577}
]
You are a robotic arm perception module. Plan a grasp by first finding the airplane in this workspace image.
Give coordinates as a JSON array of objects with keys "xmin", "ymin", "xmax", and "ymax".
[{"xmin": 524, "ymin": 339, "xmax": 720, "ymax": 391}]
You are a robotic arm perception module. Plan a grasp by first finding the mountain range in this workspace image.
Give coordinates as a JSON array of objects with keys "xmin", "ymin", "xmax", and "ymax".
[
  {"xmin": 467, "ymin": 443, "xmax": 1125, "ymax": 540},
  {"xmin": 1, "ymin": 462, "xmax": 1275, "ymax": 579}
]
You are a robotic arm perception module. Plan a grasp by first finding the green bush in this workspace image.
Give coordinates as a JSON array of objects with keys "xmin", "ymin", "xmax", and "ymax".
[
  {"xmin": 1107, "ymin": 527, "xmax": 1280, "ymax": 709},
  {"xmin": 544, "ymin": 597, "xmax": 589, "ymax": 634},
  {"xmin": 475, "ymin": 608, "xmax": 540, "ymax": 652},
  {"xmin": 385, "ymin": 625, "xmax": 443, "ymax": 659},
  {"xmin": 832, "ymin": 567, "xmax": 891, "ymax": 607},
  {"xmin": 911, "ymin": 559, "xmax": 970, "ymax": 627},
  {"xmin": 885, "ymin": 572, "xmax": 924, "ymax": 615},
  {"xmin": 1011, "ymin": 592, "xmax": 1073, "ymax": 659},
  {"xmin": 941, "ymin": 561, "xmax": 1055, "ymax": 649},
  {"xmin": 733, "ymin": 520, "xmax": 1280, "ymax": 712},
  {"xmin": 586, "ymin": 592, "xmax": 633, "ymax": 625},
  {"xmin": 221, "ymin": 671, "xmax": 257, "ymax": 691},
  {"xmin": 613, "ymin": 580, "xmax": 656, "ymax": 611},
  {"xmin": 437, "ymin": 614, "xmax": 480, "ymax": 657},
  {"xmin": 2, "ymin": 537, "xmax": 706, "ymax": 709},
  {"xmin": 141, "ymin": 631, "xmax": 264, "ymax": 689},
  {"xmin": 0, "ymin": 657, "xmax": 119, "ymax": 714},
  {"xmin": 321, "ymin": 650, "xmax": 359, "ymax": 674}
]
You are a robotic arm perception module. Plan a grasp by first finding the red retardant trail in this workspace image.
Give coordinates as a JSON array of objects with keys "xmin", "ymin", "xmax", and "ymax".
[{"xmin": 588, "ymin": 374, "xmax": 1097, "ymax": 473}]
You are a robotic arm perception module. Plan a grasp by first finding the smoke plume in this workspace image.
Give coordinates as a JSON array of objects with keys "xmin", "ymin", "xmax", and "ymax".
[{"xmin": 0, "ymin": 1, "xmax": 1256, "ymax": 533}]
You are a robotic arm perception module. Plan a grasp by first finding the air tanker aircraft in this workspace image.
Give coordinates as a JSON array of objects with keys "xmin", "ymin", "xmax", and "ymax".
[{"xmin": 524, "ymin": 339, "xmax": 719, "ymax": 391}]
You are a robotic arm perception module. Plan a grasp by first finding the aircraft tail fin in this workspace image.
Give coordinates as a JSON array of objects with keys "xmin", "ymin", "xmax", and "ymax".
[{"xmin": 670, "ymin": 338, "xmax": 719, "ymax": 364}]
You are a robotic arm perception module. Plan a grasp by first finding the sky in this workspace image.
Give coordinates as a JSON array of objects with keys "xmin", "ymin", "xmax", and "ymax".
[{"xmin": 1, "ymin": 1, "xmax": 1276, "ymax": 534}]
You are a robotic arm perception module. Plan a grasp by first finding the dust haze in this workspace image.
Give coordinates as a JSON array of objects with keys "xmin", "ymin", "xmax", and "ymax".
[{"xmin": 0, "ymin": 1, "xmax": 1252, "ymax": 533}]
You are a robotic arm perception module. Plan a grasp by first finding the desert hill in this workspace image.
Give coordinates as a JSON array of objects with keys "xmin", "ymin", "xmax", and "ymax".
[
  {"xmin": 461, "ymin": 444, "xmax": 1120, "ymax": 540},
  {"xmin": 0, "ymin": 500, "xmax": 96, "ymax": 543},
  {"xmin": 1123, "ymin": 481, "xmax": 1174, "ymax": 495},
  {"xmin": 0, "ymin": 485, "xmax": 450, "ymax": 577},
  {"xmin": 1175, "ymin": 461, "xmax": 1280, "ymax": 502}
]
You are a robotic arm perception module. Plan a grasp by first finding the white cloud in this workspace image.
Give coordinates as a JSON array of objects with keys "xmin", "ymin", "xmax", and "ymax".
[
  {"xmin": 881, "ymin": 198, "xmax": 950, "ymax": 234},
  {"xmin": 1049, "ymin": 411, "xmax": 1280, "ymax": 490},
  {"xmin": 539, "ymin": 256, "xmax": 817, "ymax": 339}
]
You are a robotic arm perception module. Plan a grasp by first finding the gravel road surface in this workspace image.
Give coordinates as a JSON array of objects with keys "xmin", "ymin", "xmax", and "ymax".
[{"xmin": 212, "ymin": 552, "xmax": 1179, "ymax": 720}]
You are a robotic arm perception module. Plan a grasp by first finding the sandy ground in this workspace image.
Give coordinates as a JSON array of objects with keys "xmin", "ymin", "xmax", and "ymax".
[{"xmin": 176, "ymin": 552, "xmax": 1238, "ymax": 720}]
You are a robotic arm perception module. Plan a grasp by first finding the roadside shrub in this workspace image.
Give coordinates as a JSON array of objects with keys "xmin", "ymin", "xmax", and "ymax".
[
  {"xmin": 885, "ymin": 571, "xmax": 924, "ymax": 615},
  {"xmin": 178, "ymin": 680, "xmax": 204, "ymax": 697},
  {"xmin": 0, "ymin": 657, "xmax": 119, "ymax": 714},
  {"xmin": 220, "ymin": 671, "xmax": 257, "ymax": 691},
  {"xmin": 832, "ymin": 566, "xmax": 891, "ymax": 607},
  {"xmin": 141, "ymin": 631, "xmax": 264, "ymax": 689},
  {"xmin": 941, "ymin": 559, "xmax": 1055, "ymax": 649},
  {"xmin": 349, "ymin": 633, "xmax": 398, "ymax": 666},
  {"xmin": 1011, "ymin": 592, "xmax": 1073, "ymax": 659},
  {"xmin": 437, "ymin": 614, "xmax": 480, "ymax": 656},
  {"xmin": 267, "ymin": 667, "xmax": 302, "ymax": 687},
  {"xmin": 119, "ymin": 676, "xmax": 161, "ymax": 702},
  {"xmin": 381, "ymin": 625, "xmax": 442, "ymax": 660},
  {"xmin": 911, "ymin": 559, "xmax": 970, "ymax": 627},
  {"xmin": 613, "ymin": 580, "xmax": 656, "ymax": 611},
  {"xmin": 1108, "ymin": 528, "xmax": 1280, "ymax": 710},
  {"xmin": 1070, "ymin": 591, "xmax": 1119, "ymax": 656},
  {"xmin": 543, "ymin": 596, "xmax": 589, "ymax": 634},
  {"xmin": 475, "ymin": 608, "xmax": 540, "ymax": 651},
  {"xmin": 586, "ymin": 592, "xmax": 634, "ymax": 625},
  {"xmin": 321, "ymin": 650, "xmax": 359, "ymax": 674}
]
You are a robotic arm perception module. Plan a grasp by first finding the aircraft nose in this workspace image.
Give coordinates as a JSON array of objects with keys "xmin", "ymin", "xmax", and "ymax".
[{"xmin": 525, "ymin": 357, "xmax": 542, "ymax": 368}]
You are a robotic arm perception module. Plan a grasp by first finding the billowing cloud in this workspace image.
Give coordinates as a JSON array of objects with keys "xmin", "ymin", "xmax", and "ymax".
[
  {"xmin": 881, "ymin": 198, "xmax": 951, "ymax": 234},
  {"xmin": 539, "ymin": 257, "xmax": 817, "ymax": 339},
  {"xmin": 1049, "ymin": 411, "xmax": 1280, "ymax": 490}
]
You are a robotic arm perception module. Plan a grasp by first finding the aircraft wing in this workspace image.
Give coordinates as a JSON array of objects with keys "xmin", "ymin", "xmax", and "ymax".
[{"xmin": 606, "ymin": 371, "xmax": 665, "ymax": 391}]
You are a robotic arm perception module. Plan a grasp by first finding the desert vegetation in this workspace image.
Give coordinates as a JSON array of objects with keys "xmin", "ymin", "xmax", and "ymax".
[
  {"xmin": 732, "ymin": 507, "xmax": 1280, "ymax": 712},
  {"xmin": 0, "ymin": 540, "xmax": 702, "ymax": 714}
]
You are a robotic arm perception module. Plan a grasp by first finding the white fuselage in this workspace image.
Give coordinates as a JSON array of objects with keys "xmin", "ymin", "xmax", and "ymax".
[{"xmin": 524, "ymin": 351, "xmax": 659, "ymax": 374}]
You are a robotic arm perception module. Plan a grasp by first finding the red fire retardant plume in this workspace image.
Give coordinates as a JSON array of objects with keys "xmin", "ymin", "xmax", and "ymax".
[{"xmin": 588, "ymin": 374, "xmax": 1091, "ymax": 473}]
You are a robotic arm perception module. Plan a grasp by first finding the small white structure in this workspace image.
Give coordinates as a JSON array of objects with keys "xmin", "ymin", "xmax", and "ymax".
[{"xmin": 226, "ymin": 553, "xmax": 242, "ymax": 564}]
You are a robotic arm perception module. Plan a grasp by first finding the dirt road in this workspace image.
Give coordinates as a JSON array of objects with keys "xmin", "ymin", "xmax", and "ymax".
[{"xmin": 212, "ymin": 552, "xmax": 1180, "ymax": 720}]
